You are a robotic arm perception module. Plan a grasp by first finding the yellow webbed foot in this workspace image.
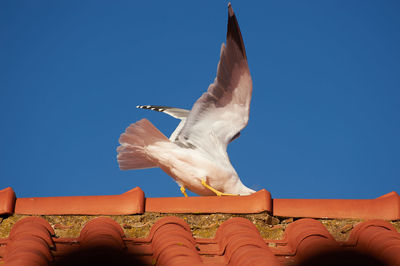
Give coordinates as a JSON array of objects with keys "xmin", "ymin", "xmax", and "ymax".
[
  {"xmin": 201, "ymin": 179, "xmax": 238, "ymax": 196},
  {"xmin": 180, "ymin": 186, "xmax": 188, "ymax": 197}
]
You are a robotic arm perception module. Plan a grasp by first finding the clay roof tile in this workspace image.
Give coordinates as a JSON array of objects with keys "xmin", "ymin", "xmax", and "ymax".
[
  {"xmin": 14, "ymin": 187, "xmax": 145, "ymax": 215},
  {"xmin": 347, "ymin": 220, "xmax": 400, "ymax": 265},
  {"xmin": 149, "ymin": 217, "xmax": 202, "ymax": 266},
  {"xmin": 215, "ymin": 218, "xmax": 281, "ymax": 266},
  {"xmin": 4, "ymin": 217, "xmax": 54, "ymax": 266},
  {"xmin": 78, "ymin": 217, "xmax": 125, "ymax": 249},
  {"xmin": 1, "ymin": 187, "xmax": 400, "ymax": 264},
  {"xmin": 284, "ymin": 218, "xmax": 339, "ymax": 261},
  {"xmin": 145, "ymin": 189, "xmax": 271, "ymax": 213},
  {"xmin": 273, "ymin": 191, "xmax": 400, "ymax": 220},
  {"xmin": 0, "ymin": 187, "xmax": 16, "ymax": 216}
]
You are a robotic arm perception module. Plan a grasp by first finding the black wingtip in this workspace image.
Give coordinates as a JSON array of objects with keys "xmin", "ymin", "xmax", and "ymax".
[
  {"xmin": 228, "ymin": 2, "xmax": 233, "ymax": 17},
  {"xmin": 226, "ymin": 3, "xmax": 247, "ymax": 59}
]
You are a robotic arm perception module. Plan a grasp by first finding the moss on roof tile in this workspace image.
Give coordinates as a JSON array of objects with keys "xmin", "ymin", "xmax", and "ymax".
[{"xmin": 1, "ymin": 213, "xmax": 399, "ymax": 241}]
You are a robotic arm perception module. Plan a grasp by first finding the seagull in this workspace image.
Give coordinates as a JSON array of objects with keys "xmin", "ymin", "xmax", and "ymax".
[{"xmin": 117, "ymin": 3, "xmax": 255, "ymax": 196}]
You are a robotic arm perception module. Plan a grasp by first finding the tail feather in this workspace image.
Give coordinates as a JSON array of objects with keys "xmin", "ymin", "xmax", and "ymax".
[{"xmin": 117, "ymin": 119, "xmax": 169, "ymax": 170}]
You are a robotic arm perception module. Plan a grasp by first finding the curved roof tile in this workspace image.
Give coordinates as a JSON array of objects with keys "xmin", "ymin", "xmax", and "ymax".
[
  {"xmin": 1, "ymin": 186, "xmax": 400, "ymax": 264},
  {"xmin": 347, "ymin": 220, "xmax": 400, "ymax": 265},
  {"xmin": 215, "ymin": 217, "xmax": 281, "ymax": 266},
  {"xmin": 78, "ymin": 217, "xmax": 125, "ymax": 249},
  {"xmin": 4, "ymin": 217, "xmax": 54, "ymax": 266},
  {"xmin": 1, "ymin": 216, "xmax": 399, "ymax": 265},
  {"xmin": 284, "ymin": 218, "xmax": 339, "ymax": 261},
  {"xmin": 149, "ymin": 217, "xmax": 203, "ymax": 266}
]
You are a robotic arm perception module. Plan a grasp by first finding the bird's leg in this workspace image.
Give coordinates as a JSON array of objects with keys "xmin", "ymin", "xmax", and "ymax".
[
  {"xmin": 180, "ymin": 186, "xmax": 188, "ymax": 197},
  {"xmin": 201, "ymin": 179, "xmax": 238, "ymax": 196}
]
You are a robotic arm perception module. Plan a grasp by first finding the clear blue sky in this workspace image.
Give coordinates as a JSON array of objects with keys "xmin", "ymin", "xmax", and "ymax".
[{"xmin": 1, "ymin": 1, "xmax": 399, "ymax": 199}]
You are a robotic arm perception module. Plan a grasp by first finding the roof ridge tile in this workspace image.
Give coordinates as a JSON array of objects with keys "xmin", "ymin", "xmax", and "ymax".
[
  {"xmin": 273, "ymin": 191, "xmax": 400, "ymax": 220},
  {"xmin": 3, "ymin": 186, "xmax": 399, "ymax": 219},
  {"xmin": 145, "ymin": 189, "xmax": 272, "ymax": 214},
  {"xmin": 14, "ymin": 187, "xmax": 145, "ymax": 215},
  {"xmin": 0, "ymin": 187, "xmax": 16, "ymax": 216}
]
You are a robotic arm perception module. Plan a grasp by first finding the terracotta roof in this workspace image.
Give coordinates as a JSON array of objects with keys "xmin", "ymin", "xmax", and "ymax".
[
  {"xmin": 2, "ymin": 187, "xmax": 399, "ymax": 219},
  {"xmin": 1, "ymin": 186, "xmax": 400, "ymax": 265}
]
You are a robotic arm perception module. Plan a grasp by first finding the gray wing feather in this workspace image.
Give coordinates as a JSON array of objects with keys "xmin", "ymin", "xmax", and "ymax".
[{"xmin": 136, "ymin": 105, "xmax": 189, "ymax": 141}]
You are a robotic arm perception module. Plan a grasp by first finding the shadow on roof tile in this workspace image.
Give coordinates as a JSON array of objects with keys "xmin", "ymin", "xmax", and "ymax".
[
  {"xmin": 285, "ymin": 219, "xmax": 394, "ymax": 266},
  {"xmin": 1, "ymin": 215, "xmax": 400, "ymax": 265},
  {"xmin": 346, "ymin": 220, "xmax": 400, "ymax": 266},
  {"xmin": 54, "ymin": 217, "xmax": 146, "ymax": 265},
  {"xmin": 297, "ymin": 249, "xmax": 389, "ymax": 266},
  {"xmin": 284, "ymin": 218, "xmax": 339, "ymax": 261}
]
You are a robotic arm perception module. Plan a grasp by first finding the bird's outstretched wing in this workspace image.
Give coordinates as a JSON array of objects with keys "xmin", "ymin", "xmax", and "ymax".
[{"xmin": 177, "ymin": 3, "xmax": 252, "ymax": 159}]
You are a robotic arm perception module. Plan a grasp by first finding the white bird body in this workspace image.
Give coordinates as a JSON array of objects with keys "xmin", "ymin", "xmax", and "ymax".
[
  {"xmin": 147, "ymin": 141, "xmax": 250, "ymax": 196},
  {"xmin": 117, "ymin": 3, "xmax": 256, "ymax": 196}
]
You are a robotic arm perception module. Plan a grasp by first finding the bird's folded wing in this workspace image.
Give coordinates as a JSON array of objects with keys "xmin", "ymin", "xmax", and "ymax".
[{"xmin": 177, "ymin": 4, "xmax": 252, "ymax": 158}]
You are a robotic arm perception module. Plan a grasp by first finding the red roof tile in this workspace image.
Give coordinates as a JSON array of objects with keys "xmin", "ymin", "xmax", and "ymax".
[
  {"xmin": 284, "ymin": 218, "xmax": 339, "ymax": 261},
  {"xmin": 78, "ymin": 217, "xmax": 125, "ymax": 249},
  {"xmin": 14, "ymin": 187, "xmax": 144, "ymax": 215},
  {"xmin": 1, "ymin": 187, "xmax": 400, "ymax": 264},
  {"xmin": 145, "ymin": 189, "xmax": 271, "ymax": 214},
  {"xmin": 1, "ymin": 216, "xmax": 399, "ymax": 265},
  {"xmin": 4, "ymin": 187, "xmax": 399, "ymax": 219},
  {"xmin": 4, "ymin": 217, "xmax": 55, "ymax": 266},
  {"xmin": 214, "ymin": 217, "xmax": 281, "ymax": 266},
  {"xmin": 273, "ymin": 191, "xmax": 400, "ymax": 220},
  {"xmin": 149, "ymin": 217, "xmax": 203, "ymax": 266},
  {"xmin": 0, "ymin": 187, "xmax": 16, "ymax": 216},
  {"xmin": 346, "ymin": 220, "xmax": 400, "ymax": 265}
]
